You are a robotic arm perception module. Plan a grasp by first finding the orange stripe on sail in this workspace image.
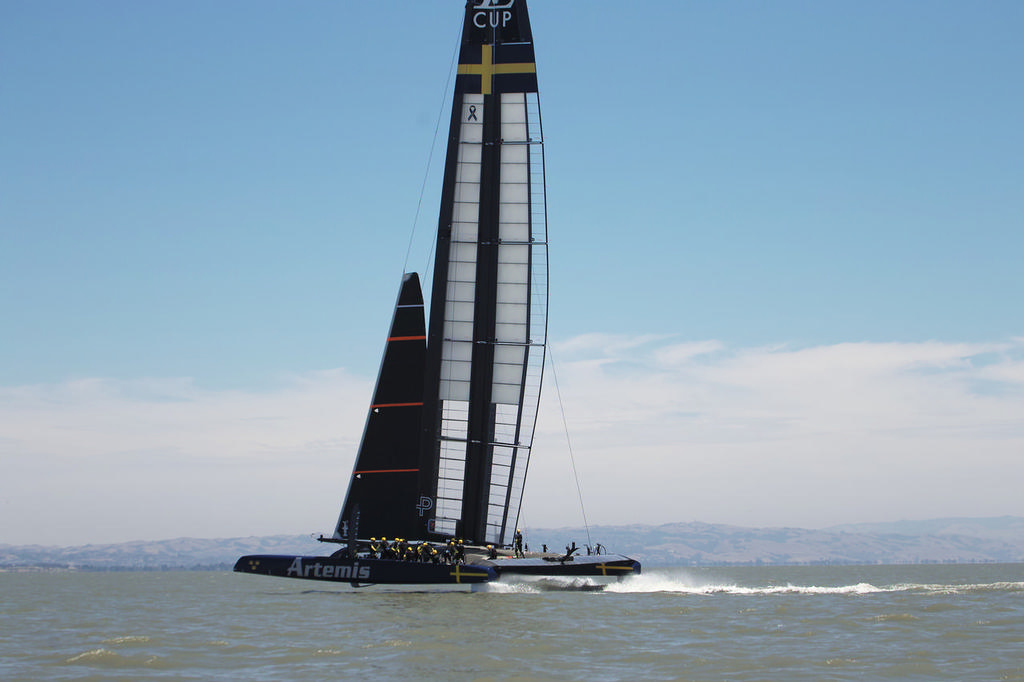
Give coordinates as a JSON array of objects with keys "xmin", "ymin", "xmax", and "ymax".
[
  {"xmin": 371, "ymin": 402, "xmax": 424, "ymax": 409},
  {"xmin": 388, "ymin": 335, "xmax": 426, "ymax": 342}
]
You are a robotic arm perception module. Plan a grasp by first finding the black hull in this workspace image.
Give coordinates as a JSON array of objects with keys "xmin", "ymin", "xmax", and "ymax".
[
  {"xmin": 234, "ymin": 555, "xmax": 496, "ymax": 586},
  {"xmin": 488, "ymin": 554, "xmax": 641, "ymax": 578}
]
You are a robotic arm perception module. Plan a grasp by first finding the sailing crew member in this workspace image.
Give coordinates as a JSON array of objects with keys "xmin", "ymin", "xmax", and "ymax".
[
  {"xmin": 514, "ymin": 529, "xmax": 524, "ymax": 558},
  {"xmin": 369, "ymin": 537, "xmax": 380, "ymax": 559},
  {"xmin": 455, "ymin": 539, "xmax": 465, "ymax": 564}
]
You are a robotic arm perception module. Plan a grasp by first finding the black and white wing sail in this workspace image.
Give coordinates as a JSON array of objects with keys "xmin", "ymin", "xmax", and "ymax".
[{"xmin": 420, "ymin": 0, "xmax": 548, "ymax": 546}]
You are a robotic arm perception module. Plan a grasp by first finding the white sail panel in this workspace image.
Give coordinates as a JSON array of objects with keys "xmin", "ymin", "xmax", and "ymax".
[
  {"xmin": 441, "ymin": 356, "xmax": 472, "ymax": 382},
  {"xmin": 456, "ymin": 162, "xmax": 481, "ymax": 182},
  {"xmin": 499, "ymin": 204, "xmax": 529, "ymax": 230},
  {"xmin": 448, "ymin": 281, "xmax": 475, "ymax": 303},
  {"xmin": 501, "ymin": 143, "xmax": 528, "ymax": 163},
  {"xmin": 443, "ymin": 338, "xmax": 473, "ymax": 362},
  {"xmin": 439, "ymin": 96, "xmax": 484, "ymax": 405},
  {"xmin": 497, "ymin": 261, "xmax": 529, "ymax": 284},
  {"xmin": 500, "ymin": 162, "xmax": 529, "ymax": 184},
  {"xmin": 495, "ymin": 304, "xmax": 527, "ymax": 326},
  {"xmin": 500, "ymin": 183, "xmax": 529, "ymax": 204},
  {"xmin": 492, "ymin": 362, "xmax": 525, "ymax": 387},
  {"xmin": 497, "ymin": 283, "xmax": 528, "ymax": 305},
  {"xmin": 498, "ymin": 243, "xmax": 530, "ymax": 264},
  {"xmin": 494, "ymin": 344, "xmax": 525, "ymax": 368},
  {"xmin": 452, "ymin": 202, "xmax": 478, "ymax": 223},
  {"xmin": 501, "ymin": 96, "xmax": 528, "ymax": 143}
]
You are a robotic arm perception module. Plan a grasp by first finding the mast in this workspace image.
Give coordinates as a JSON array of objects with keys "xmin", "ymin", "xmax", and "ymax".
[{"xmin": 419, "ymin": 0, "xmax": 548, "ymax": 546}]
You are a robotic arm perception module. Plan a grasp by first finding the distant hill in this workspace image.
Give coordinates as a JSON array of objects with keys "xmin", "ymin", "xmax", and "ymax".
[
  {"xmin": 527, "ymin": 516, "xmax": 1024, "ymax": 566},
  {"xmin": 2, "ymin": 517, "xmax": 1022, "ymax": 570},
  {"xmin": 0, "ymin": 535, "xmax": 324, "ymax": 571}
]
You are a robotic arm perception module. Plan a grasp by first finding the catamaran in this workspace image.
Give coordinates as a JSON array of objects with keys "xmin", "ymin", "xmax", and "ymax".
[{"xmin": 236, "ymin": 0, "xmax": 641, "ymax": 587}]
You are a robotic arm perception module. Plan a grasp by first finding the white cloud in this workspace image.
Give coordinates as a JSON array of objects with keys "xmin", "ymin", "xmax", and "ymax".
[
  {"xmin": 0, "ymin": 371, "xmax": 372, "ymax": 545},
  {"xmin": 3, "ymin": 338, "xmax": 1023, "ymax": 546},
  {"xmin": 524, "ymin": 337, "xmax": 1024, "ymax": 531}
]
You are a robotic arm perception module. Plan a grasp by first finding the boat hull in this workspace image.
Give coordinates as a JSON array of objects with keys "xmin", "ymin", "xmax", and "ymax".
[
  {"xmin": 487, "ymin": 554, "xmax": 641, "ymax": 579},
  {"xmin": 234, "ymin": 555, "xmax": 496, "ymax": 586}
]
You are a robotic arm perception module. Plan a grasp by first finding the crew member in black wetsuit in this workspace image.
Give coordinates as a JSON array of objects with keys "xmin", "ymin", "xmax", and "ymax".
[{"xmin": 514, "ymin": 529, "xmax": 524, "ymax": 558}]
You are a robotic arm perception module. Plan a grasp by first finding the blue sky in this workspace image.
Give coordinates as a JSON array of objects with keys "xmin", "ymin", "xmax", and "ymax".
[{"xmin": 2, "ymin": 1, "xmax": 1022, "ymax": 545}]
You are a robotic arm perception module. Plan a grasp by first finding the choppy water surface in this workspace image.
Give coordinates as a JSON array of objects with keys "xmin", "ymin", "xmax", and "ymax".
[{"xmin": 2, "ymin": 564, "xmax": 1023, "ymax": 681}]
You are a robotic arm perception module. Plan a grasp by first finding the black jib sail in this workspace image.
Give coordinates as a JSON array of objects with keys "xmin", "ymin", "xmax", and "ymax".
[{"xmin": 332, "ymin": 272, "xmax": 426, "ymax": 542}]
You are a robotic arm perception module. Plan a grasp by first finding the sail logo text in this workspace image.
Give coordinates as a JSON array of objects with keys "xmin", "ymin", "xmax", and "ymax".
[
  {"xmin": 286, "ymin": 558, "xmax": 371, "ymax": 581},
  {"xmin": 474, "ymin": 0, "xmax": 514, "ymax": 29}
]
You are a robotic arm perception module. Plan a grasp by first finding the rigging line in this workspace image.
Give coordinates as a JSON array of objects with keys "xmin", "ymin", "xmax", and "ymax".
[
  {"xmin": 546, "ymin": 345, "xmax": 593, "ymax": 550},
  {"xmin": 403, "ymin": 19, "xmax": 462, "ymax": 276}
]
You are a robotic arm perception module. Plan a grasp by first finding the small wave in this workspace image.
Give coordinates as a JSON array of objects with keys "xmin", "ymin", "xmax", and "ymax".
[
  {"xmin": 893, "ymin": 581, "xmax": 1024, "ymax": 595},
  {"xmin": 361, "ymin": 639, "xmax": 411, "ymax": 649},
  {"xmin": 65, "ymin": 647, "xmax": 119, "ymax": 659},
  {"xmin": 64, "ymin": 647, "xmax": 163, "ymax": 668},
  {"xmin": 101, "ymin": 635, "xmax": 151, "ymax": 645},
  {"xmin": 64, "ymin": 648, "xmax": 125, "ymax": 666},
  {"xmin": 871, "ymin": 613, "xmax": 921, "ymax": 623}
]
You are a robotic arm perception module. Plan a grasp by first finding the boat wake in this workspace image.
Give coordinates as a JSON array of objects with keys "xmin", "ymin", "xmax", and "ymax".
[
  {"xmin": 603, "ymin": 574, "xmax": 888, "ymax": 595},
  {"xmin": 598, "ymin": 574, "xmax": 1024, "ymax": 596},
  {"xmin": 483, "ymin": 577, "xmax": 610, "ymax": 593}
]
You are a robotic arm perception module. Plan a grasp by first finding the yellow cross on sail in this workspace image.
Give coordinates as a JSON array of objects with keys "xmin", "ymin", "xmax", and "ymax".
[{"xmin": 457, "ymin": 44, "xmax": 536, "ymax": 95}]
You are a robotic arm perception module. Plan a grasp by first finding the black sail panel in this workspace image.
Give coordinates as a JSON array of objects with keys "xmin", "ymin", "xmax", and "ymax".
[
  {"xmin": 420, "ymin": 0, "xmax": 548, "ymax": 546},
  {"xmin": 335, "ymin": 273, "xmax": 426, "ymax": 541}
]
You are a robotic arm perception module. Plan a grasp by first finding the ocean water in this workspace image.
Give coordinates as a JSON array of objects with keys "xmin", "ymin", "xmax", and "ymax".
[{"xmin": 2, "ymin": 564, "xmax": 1022, "ymax": 681}]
